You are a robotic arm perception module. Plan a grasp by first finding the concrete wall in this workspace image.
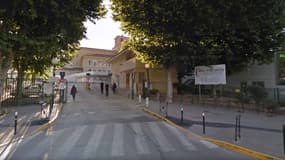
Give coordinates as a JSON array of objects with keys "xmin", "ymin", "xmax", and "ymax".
[{"xmin": 227, "ymin": 62, "xmax": 277, "ymax": 88}]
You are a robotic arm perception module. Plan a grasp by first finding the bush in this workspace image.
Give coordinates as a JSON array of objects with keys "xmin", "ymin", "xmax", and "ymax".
[
  {"xmin": 264, "ymin": 99, "xmax": 279, "ymax": 111},
  {"xmin": 247, "ymin": 85, "xmax": 268, "ymax": 105},
  {"xmin": 149, "ymin": 89, "xmax": 159, "ymax": 95}
]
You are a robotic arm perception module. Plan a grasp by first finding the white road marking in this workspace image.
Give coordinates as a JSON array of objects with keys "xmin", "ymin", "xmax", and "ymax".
[
  {"xmin": 200, "ymin": 140, "xmax": 219, "ymax": 149},
  {"xmin": 43, "ymin": 153, "xmax": 48, "ymax": 160},
  {"xmin": 73, "ymin": 113, "xmax": 80, "ymax": 116},
  {"xmin": 164, "ymin": 123, "xmax": 197, "ymax": 151},
  {"xmin": 130, "ymin": 122, "xmax": 150, "ymax": 154},
  {"xmin": 148, "ymin": 122, "xmax": 175, "ymax": 152},
  {"xmin": 111, "ymin": 123, "xmax": 124, "ymax": 157},
  {"xmin": 55, "ymin": 126, "xmax": 87, "ymax": 158},
  {"xmin": 83, "ymin": 124, "xmax": 105, "ymax": 158}
]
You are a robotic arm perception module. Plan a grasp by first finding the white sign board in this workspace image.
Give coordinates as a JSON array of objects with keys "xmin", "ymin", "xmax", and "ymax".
[
  {"xmin": 194, "ymin": 64, "xmax": 226, "ymax": 85},
  {"xmin": 59, "ymin": 82, "xmax": 66, "ymax": 89},
  {"xmin": 43, "ymin": 83, "xmax": 53, "ymax": 95}
]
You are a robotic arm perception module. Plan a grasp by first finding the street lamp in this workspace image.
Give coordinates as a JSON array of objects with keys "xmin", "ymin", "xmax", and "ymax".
[
  {"xmin": 145, "ymin": 64, "xmax": 150, "ymax": 107},
  {"xmin": 145, "ymin": 64, "xmax": 150, "ymax": 84},
  {"xmin": 50, "ymin": 57, "xmax": 60, "ymax": 119}
]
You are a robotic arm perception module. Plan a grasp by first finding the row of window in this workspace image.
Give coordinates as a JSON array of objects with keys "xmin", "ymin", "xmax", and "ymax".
[
  {"xmin": 87, "ymin": 69, "xmax": 111, "ymax": 73},
  {"xmin": 88, "ymin": 60, "xmax": 111, "ymax": 68}
]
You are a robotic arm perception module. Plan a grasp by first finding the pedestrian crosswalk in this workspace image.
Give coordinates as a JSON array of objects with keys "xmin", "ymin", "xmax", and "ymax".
[{"xmin": 14, "ymin": 121, "xmax": 222, "ymax": 159}]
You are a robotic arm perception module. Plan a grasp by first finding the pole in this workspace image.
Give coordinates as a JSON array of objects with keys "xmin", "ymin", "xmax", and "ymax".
[
  {"xmin": 14, "ymin": 112, "xmax": 18, "ymax": 135},
  {"xmin": 202, "ymin": 112, "xmax": 205, "ymax": 134},
  {"xmin": 138, "ymin": 94, "xmax": 141, "ymax": 103},
  {"xmin": 235, "ymin": 116, "xmax": 238, "ymax": 142},
  {"xmin": 146, "ymin": 97, "xmax": 149, "ymax": 107},
  {"xmin": 181, "ymin": 108, "xmax": 184, "ymax": 124},
  {"xmin": 165, "ymin": 102, "xmax": 168, "ymax": 118},
  {"xmin": 199, "ymin": 85, "xmax": 201, "ymax": 103},
  {"xmin": 238, "ymin": 114, "xmax": 241, "ymax": 139},
  {"xmin": 50, "ymin": 65, "xmax": 55, "ymax": 119},
  {"xmin": 283, "ymin": 125, "xmax": 285, "ymax": 154}
]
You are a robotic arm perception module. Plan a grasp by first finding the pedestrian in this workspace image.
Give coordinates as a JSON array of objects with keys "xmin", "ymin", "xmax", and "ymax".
[
  {"xmin": 70, "ymin": 85, "xmax": 77, "ymax": 101},
  {"xmin": 105, "ymin": 83, "xmax": 109, "ymax": 97},
  {"xmin": 112, "ymin": 82, "xmax": 117, "ymax": 94},
  {"xmin": 100, "ymin": 81, "xmax": 104, "ymax": 94}
]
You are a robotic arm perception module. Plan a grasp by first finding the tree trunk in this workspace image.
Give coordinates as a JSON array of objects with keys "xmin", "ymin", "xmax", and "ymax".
[
  {"xmin": 166, "ymin": 66, "xmax": 173, "ymax": 103},
  {"xmin": 0, "ymin": 52, "xmax": 13, "ymax": 103}
]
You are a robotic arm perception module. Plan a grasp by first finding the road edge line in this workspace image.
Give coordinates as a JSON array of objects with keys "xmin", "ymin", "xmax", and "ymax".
[{"xmin": 142, "ymin": 107, "xmax": 282, "ymax": 160}]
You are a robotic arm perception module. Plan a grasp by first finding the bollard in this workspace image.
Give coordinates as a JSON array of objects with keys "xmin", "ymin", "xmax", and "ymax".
[
  {"xmin": 235, "ymin": 116, "xmax": 238, "ymax": 142},
  {"xmin": 139, "ymin": 94, "xmax": 142, "ymax": 103},
  {"xmin": 14, "ymin": 112, "xmax": 18, "ymax": 135},
  {"xmin": 202, "ymin": 112, "xmax": 205, "ymax": 134},
  {"xmin": 238, "ymin": 114, "xmax": 241, "ymax": 139},
  {"xmin": 283, "ymin": 125, "xmax": 285, "ymax": 154},
  {"xmin": 165, "ymin": 102, "xmax": 168, "ymax": 118},
  {"xmin": 146, "ymin": 97, "xmax": 149, "ymax": 107},
  {"xmin": 180, "ymin": 108, "xmax": 184, "ymax": 124}
]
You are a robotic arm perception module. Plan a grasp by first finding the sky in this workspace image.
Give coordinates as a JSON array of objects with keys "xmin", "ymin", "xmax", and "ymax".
[{"xmin": 79, "ymin": 0, "xmax": 125, "ymax": 50}]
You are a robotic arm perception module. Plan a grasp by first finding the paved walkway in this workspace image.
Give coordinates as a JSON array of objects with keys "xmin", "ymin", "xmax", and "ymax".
[
  {"xmin": 0, "ymin": 96, "xmax": 62, "ymax": 157},
  {"xmin": 137, "ymin": 97, "xmax": 285, "ymax": 159},
  {"xmin": 1, "ymin": 85, "xmax": 284, "ymax": 159}
]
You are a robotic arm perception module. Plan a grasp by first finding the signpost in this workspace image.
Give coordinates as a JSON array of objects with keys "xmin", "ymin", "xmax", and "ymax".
[
  {"xmin": 194, "ymin": 64, "xmax": 226, "ymax": 101},
  {"xmin": 194, "ymin": 64, "xmax": 226, "ymax": 85}
]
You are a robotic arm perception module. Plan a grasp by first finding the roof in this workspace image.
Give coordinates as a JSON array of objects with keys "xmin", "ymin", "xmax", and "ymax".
[{"xmin": 106, "ymin": 47, "xmax": 131, "ymax": 63}]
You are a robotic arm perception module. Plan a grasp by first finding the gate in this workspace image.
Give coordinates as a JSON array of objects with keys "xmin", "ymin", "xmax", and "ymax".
[{"xmin": 0, "ymin": 78, "xmax": 48, "ymax": 107}]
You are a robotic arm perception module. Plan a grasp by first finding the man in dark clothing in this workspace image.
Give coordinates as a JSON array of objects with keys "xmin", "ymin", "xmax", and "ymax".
[
  {"xmin": 100, "ymin": 82, "xmax": 104, "ymax": 94},
  {"xmin": 112, "ymin": 82, "xmax": 117, "ymax": 94},
  {"xmin": 70, "ymin": 85, "xmax": 77, "ymax": 101},
  {"xmin": 105, "ymin": 83, "xmax": 109, "ymax": 97}
]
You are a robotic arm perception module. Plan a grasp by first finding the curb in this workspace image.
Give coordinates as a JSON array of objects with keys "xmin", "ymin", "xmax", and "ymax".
[
  {"xmin": 3, "ymin": 103, "xmax": 64, "ymax": 145},
  {"xmin": 31, "ymin": 102, "xmax": 64, "ymax": 135},
  {"xmin": 142, "ymin": 107, "xmax": 283, "ymax": 160}
]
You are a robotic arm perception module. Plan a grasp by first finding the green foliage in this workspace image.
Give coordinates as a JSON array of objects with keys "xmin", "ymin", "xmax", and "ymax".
[
  {"xmin": 119, "ymin": 39, "xmax": 130, "ymax": 52},
  {"xmin": 149, "ymin": 88, "xmax": 159, "ymax": 95},
  {"xmin": 236, "ymin": 93, "xmax": 251, "ymax": 104},
  {"xmin": 0, "ymin": 0, "xmax": 106, "ymax": 77},
  {"xmin": 263, "ymin": 99, "xmax": 279, "ymax": 110},
  {"xmin": 247, "ymin": 85, "xmax": 268, "ymax": 105},
  {"xmin": 111, "ymin": 0, "xmax": 285, "ymax": 75}
]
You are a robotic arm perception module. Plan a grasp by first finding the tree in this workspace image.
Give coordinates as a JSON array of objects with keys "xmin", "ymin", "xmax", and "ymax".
[
  {"xmin": 111, "ymin": 0, "xmax": 285, "ymax": 101},
  {"xmin": 0, "ymin": 0, "xmax": 106, "ymax": 98}
]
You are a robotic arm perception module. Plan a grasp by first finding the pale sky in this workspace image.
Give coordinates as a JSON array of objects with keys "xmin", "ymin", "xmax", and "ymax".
[{"xmin": 79, "ymin": 0, "xmax": 125, "ymax": 50}]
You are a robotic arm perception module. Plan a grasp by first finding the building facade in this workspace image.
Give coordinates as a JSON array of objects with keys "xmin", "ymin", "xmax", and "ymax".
[{"xmin": 107, "ymin": 47, "xmax": 177, "ymax": 96}]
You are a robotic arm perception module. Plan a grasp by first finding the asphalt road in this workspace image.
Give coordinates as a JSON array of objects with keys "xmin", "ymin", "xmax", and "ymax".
[{"xmin": 7, "ymin": 83, "xmax": 255, "ymax": 160}]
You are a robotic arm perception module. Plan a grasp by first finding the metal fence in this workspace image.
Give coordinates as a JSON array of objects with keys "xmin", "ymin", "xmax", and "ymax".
[
  {"xmin": 157, "ymin": 85, "xmax": 285, "ymax": 108},
  {"xmin": 0, "ymin": 78, "xmax": 49, "ymax": 107}
]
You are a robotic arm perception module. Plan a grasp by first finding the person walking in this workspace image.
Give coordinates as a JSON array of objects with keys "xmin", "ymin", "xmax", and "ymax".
[
  {"xmin": 100, "ymin": 81, "xmax": 104, "ymax": 94},
  {"xmin": 112, "ymin": 82, "xmax": 117, "ymax": 94},
  {"xmin": 70, "ymin": 85, "xmax": 77, "ymax": 101},
  {"xmin": 105, "ymin": 83, "xmax": 109, "ymax": 97}
]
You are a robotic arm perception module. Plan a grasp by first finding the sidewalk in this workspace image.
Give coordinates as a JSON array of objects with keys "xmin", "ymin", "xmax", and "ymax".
[
  {"xmin": 138, "ymin": 98, "xmax": 285, "ymax": 159},
  {"xmin": 0, "ymin": 95, "xmax": 62, "ymax": 156}
]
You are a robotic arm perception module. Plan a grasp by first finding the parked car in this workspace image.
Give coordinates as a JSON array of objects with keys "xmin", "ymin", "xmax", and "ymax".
[{"xmin": 11, "ymin": 84, "xmax": 43, "ymax": 97}]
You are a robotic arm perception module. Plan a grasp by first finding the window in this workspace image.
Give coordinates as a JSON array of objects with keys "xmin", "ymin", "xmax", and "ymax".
[{"xmin": 252, "ymin": 81, "xmax": 264, "ymax": 87}]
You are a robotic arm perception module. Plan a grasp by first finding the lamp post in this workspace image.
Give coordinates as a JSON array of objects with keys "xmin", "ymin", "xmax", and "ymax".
[
  {"xmin": 50, "ymin": 57, "xmax": 60, "ymax": 119},
  {"xmin": 145, "ymin": 64, "xmax": 150, "ymax": 107}
]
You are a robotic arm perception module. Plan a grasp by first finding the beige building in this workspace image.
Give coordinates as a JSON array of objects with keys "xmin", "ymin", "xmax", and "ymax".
[
  {"xmin": 61, "ymin": 35, "xmax": 177, "ymax": 96},
  {"xmin": 62, "ymin": 47, "xmax": 115, "ymax": 74},
  {"xmin": 107, "ymin": 47, "xmax": 177, "ymax": 96}
]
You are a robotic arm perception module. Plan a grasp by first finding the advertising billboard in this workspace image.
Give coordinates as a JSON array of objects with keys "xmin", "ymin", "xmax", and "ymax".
[{"xmin": 194, "ymin": 64, "xmax": 226, "ymax": 85}]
